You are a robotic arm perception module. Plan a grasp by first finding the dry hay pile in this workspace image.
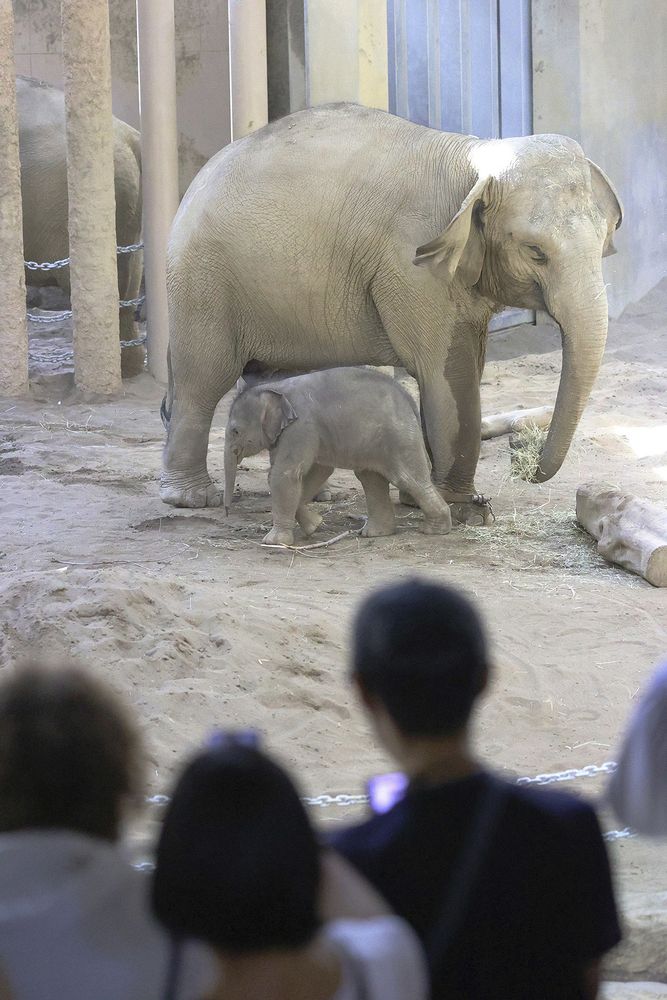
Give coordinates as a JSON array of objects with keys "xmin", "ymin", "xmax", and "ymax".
[
  {"xmin": 460, "ymin": 507, "xmax": 616, "ymax": 575},
  {"xmin": 509, "ymin": 423, "xmax": 549, "ymax": 482}
]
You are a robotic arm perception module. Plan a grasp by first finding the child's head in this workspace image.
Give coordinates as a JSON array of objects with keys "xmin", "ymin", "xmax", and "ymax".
[
  {"xmin": 352, "ymin": 578, "xmax": 490, "ymax": 739},
  {"xmin": 152, "ymin": 743, "xmax": 321, "ymax": 953},
  {"xmin": 0, "ymin": 663, "xmax": 142, "ymax": 840}
]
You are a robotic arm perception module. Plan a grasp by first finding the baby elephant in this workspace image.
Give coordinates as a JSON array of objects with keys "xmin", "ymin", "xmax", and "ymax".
[{"xmin": 224, "ymin": 368, "xmax": 452, "ymax": 546}]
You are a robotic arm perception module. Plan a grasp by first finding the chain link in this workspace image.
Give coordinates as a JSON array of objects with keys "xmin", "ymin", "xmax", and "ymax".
[
  {"xmin": 515, "ymin": 761, "xmax": 618, "ymax": 787},
  {"xmin": 604, "ymin": 827, "xmax": 636, "ymax": 842},
  {"xmin": 25, "ymin": 256, "xmax": 70, "ymax": 272},
  {"xmin": 27, "ymin": 309, "xmax": 73, "ymax": 324},
  {"xmin": 303, "ymin": 793, "xmax": 370, "ymax": 808},
  {"xmin": 24, "ymin": 241, "xmax": 144, "ymax": 271},
  {"xmin": 115, "ymin": 241, "xmax": 144, "ymax": 255},
  {"xmin": 119, "ymin": 295, "xmax": 146, "ymax": 309}
]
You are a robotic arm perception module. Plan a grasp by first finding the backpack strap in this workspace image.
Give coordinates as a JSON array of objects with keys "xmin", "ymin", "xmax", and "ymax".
[{"xmin": 426, "ymin": 776, "xmax": 508, "ymax": 971}]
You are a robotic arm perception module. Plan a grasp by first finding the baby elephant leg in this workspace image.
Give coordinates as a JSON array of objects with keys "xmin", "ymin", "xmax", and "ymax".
[
  {"xmin": 296, "ymin": 464, "xmax": 333, "ymax": 537},
  {"xmin": 398, "ymin": 476, "xmax": 452, "ymax": 535},
  {"xmin": 356, "ymin": 470, "xmax": 396, "ymax": 537},
  {"xmin": 264, "ymin": 464, "xmax": 302, "ymax": 546}
]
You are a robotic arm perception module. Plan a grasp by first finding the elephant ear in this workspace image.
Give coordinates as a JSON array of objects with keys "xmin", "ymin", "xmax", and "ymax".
[
  {"xmin": 260, "ymin": 389, "xmax": 298, "ymax": 446},
  {"xmin": 587, "ymin": 159, "xmax": 623, "ymax": 257},
  {"xmin": 413, "ymin": 176, "xmax": 491, "ymax": 286}
]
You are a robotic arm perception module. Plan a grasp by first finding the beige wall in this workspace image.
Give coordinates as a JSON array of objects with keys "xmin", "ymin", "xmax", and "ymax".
[
  {"xmin": 533, "ymin": 0, "xmax": 667, "ymax": 318},
  {"xmin": 11, "ymin": 0, "xmax": 231, "ymax": 195}
]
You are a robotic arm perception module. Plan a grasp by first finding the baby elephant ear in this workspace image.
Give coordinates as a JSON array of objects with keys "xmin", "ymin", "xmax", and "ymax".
[
  {"xmin": 587, "ymin": 159, "xmax": 623, "ymax": 257},
  {"xmin": 413, "ymin": 175, "xmax": 491, "ymax": 286},
  {"xmin": 260, "ymin": 389, "xmax": 298, "ymax": 445}
]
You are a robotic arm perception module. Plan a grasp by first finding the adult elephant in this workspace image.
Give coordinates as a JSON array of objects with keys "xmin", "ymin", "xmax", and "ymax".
[
  {"xmin": 161, "ymin": 103, "xmax": 622, "ymax": 522},
  {"xmin": 17, "ymin": 76, "xmax": 144, "ymax": 375}
]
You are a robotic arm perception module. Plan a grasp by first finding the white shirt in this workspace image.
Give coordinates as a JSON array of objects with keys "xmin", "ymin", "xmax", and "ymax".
[
  {"xmin": 0, "ymin": 830, "xmax": 214, "ymax": 1000},
  {"xmin": 326, "ymin": 916, "xmax": 428, "ymax": 1000}
]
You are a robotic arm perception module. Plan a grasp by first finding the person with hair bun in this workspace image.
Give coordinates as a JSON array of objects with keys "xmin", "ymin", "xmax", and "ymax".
[{"xmin": 152, "ymin": 741, "xmax": 428, "ymax": 1000}]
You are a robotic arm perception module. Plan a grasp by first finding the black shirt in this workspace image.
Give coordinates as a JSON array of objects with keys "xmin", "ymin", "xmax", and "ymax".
[{"xmin": 331, "ymin": 771, "xmax": 621, "ymax": 1000}]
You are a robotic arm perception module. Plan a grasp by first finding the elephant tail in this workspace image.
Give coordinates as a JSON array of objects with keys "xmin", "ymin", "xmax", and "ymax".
[{"xmin": 160, "ymin": 346, "xmax": 173, "ymax": 429}]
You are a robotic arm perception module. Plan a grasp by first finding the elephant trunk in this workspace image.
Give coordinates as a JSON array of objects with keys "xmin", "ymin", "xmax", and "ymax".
[
  {"xmin": 224, "ymin": 437, "xmax": 239, "ymax": 514},
  {"xmin": 532, "ymin": 271, "xmax": 609, "ymax": 483}
]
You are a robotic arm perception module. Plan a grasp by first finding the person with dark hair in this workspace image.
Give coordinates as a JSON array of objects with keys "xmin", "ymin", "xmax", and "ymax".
[
  {"xmin": 331, "ymin": 578, "xmax": 622, "ymax": 1000},
  {"xmin": 152, "ymin": 741, "xmax": 428, "ymax": 1000},
  {"xmin": 0, "ymin": 664, "xmax": 213, "ymax": 1000}
]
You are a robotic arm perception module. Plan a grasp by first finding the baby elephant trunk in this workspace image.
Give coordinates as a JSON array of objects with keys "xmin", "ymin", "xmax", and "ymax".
[{"xmin": 224, "ymin": 436, "xmax": 238, "ymax": 515}]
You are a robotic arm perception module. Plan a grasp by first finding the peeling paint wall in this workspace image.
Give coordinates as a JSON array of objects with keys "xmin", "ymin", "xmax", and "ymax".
[
  {"xmin": 11, "ymin": 0, "xmax": 231, "ymax": 195},
  {"xmin": 533, "ymin": 0, "xmax": 667, "ymax": 317}
]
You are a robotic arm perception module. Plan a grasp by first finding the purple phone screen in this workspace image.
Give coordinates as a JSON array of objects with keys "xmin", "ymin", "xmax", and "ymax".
[{"xmin": 367, "ymin": 771, "xmax": 408, "ymax": 814}]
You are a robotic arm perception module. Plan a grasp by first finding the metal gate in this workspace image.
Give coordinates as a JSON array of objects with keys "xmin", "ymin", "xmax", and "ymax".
[{"xmin": 387, "ymin": 0, "xmax": 533, "ymax": 330}]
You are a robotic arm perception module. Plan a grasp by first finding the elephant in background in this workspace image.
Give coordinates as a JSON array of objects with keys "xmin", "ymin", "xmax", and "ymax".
[
  {"xmin": 225, "ymin": 368, "xmax": 452, "ymax": 545},
  {"xmin": 161, "ymin": 103, "xmax": 622, "ymax": 520},
  {"xmin": 17, "ymin": 76, "xmax": 144, "ymax": 375}
]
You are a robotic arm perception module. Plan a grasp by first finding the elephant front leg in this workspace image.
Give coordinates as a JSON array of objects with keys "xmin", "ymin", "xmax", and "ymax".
[
  {"xmin": 161, "ymin": 398, "xmax": 222, "ymax": 508},
  {"xmin": 264, "ymin": 465, "xmax": 303, "ymax": 546},
  {"xmin": 356, "ymin": 470, "xmax": 396, "ymax": 537},
  {"xmin": 419, "ymin": 369, "xmax": 493, "ymax": 526}
]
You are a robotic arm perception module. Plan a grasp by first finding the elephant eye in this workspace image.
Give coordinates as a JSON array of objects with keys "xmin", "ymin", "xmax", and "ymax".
[{"xmin": 526, "ymin": 244, "xmax": 547, "ymax": 264}]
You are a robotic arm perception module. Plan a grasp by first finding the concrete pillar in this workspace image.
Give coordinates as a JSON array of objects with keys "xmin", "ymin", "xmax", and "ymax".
[
  {"xmin": 137, "ymin": 0, "xmax": 180, "ymax": 384},
  {"xmin": 61, "ymin": 0, "xmax": 121, "ymax": 396},
  {"xmin": 0, "ymin": 0, "xmax": 28, "ymax": 396},
  {"xmin": 304, "ymin": 0, "xmax": 388, "ymax": 109},
  {"xmin": 266, "ymin": 0, "xmax": 306, "ymax": 119},
  {"xmin": 229, "ymin": 0, "xmax": 269, "ymax": 140}
]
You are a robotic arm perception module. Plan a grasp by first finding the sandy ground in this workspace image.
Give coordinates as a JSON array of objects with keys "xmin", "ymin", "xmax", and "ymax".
[{"xmin": 2, "ymin": 280, "xmax": 667, "ymax": 985}]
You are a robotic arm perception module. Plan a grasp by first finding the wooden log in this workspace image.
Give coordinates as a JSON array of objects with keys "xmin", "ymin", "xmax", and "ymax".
[
  {"xmin": 576, "ymin": 484, "xmax": 667, "ymax": 587},
  {"xmin": 481, "ymin": 406, "xmax": 553, "ymax": 440}
]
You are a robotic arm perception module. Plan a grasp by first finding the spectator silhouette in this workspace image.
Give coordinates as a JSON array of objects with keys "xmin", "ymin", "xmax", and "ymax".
[
  {"xmin": 609, "ymin": 658, "xmax": 667, "ymax": 835},
  {"xmin": 331, "ymin": 578, "xmax": 622, "ymax": 1000},
  {"xmin": 152, "ymin": 740, "xmax": 428, "ymax": 1000},
  {"xmin": 0, "ymin": 664, "xmax": 213, "ymax": 1000}
]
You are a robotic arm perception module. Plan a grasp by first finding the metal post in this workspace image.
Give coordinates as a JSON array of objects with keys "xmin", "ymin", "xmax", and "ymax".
[
  {"xmin": 229, "ymin": 0, "xmax": 269, "ymax": 140},
  {"xmin": 136, "ymin": 0, "xmax": 179, "ymax": 385},
  {"xmin": 61, "ymin": 0, "xmax": 121, "ymax": 396},
  {"xmin": 0, "ymin": 0, "xmax": 28, "ymax": 396}
]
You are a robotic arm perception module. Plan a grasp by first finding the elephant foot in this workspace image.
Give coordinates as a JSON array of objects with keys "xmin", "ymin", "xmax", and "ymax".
[
  {"xmin": 361, "ymin": 519, "xmax": 396, "ymax": 538},
  {"xmin": 420, "ymin": 514, "xmax": 452, "ymax": 535},
  {"xmin": 263, "ymin": 526, "xmax": 295, "ymax": 546},
  {"xmin": 399, "ymin": 490, "xmax": 418, "ymax": 507},
  {"xmin": 314, "ymin": 488, "xmax": 333, "ymax": 503},
  {"xmin": 160, "ymin": 479, "xmax": 223, "ymax": 509},
  {"xmin": 437, "ymin": 490, "xmax": 495, "ymax": 527},
  {"xmin": 298, "ymin": 509, "xmax": 323, "ymax": 537}
]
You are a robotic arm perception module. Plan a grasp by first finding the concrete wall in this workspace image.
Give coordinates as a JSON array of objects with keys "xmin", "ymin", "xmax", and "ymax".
[
  {"xmin": 11, "ymin": 0, "xmax": 231, "ymax": 195},
  {"xmin": 533, "ymin": 0, "xmax": 667, "ymax": 318}
]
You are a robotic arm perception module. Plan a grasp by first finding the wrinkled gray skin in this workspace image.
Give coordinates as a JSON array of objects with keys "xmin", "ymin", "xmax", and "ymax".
[
  {"xmin": 225, "ymin": 368, "xmax": 452, "ymax": 545},
  {"xmin": 17, "ymin": 77, "xmax": 143, "ymax": 374},
  {"xmin": 161, "ymin": 103, "xmax": 622, "ymax": 519}
]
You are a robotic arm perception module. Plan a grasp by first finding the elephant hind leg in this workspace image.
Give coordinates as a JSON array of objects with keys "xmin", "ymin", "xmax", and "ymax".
[
  {"xmin": 395, "ymin": 474, "xmax": 452, "ymax": 535},
  {"xmin": 356, "ymin": 470, "xmax": 396, "ymax": 537}
]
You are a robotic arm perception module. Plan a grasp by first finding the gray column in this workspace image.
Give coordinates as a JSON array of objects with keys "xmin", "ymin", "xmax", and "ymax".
[
  {"xmin": 266, "ymin": 0, "xmax": 306, "ymax": 120},
  {"xmin": 229, "ymin": 0, "xmax": 269, "ymax": 140},
  {"xmin": 0, "ymin": 0, "xmax": 28, "ymax": 396},
  {"xmin": 136, "ymin": 0, "xmax": 179, "ymax": 384},
  {"xmin": 61, "ymin": 0, "xmax": 122, "ymax": 395}
]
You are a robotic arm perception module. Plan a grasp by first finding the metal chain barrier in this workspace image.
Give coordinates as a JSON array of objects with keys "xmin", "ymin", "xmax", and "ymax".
[{"xmin": 24, "ymin": 241, "xmax": 144, "ymax": 271}]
